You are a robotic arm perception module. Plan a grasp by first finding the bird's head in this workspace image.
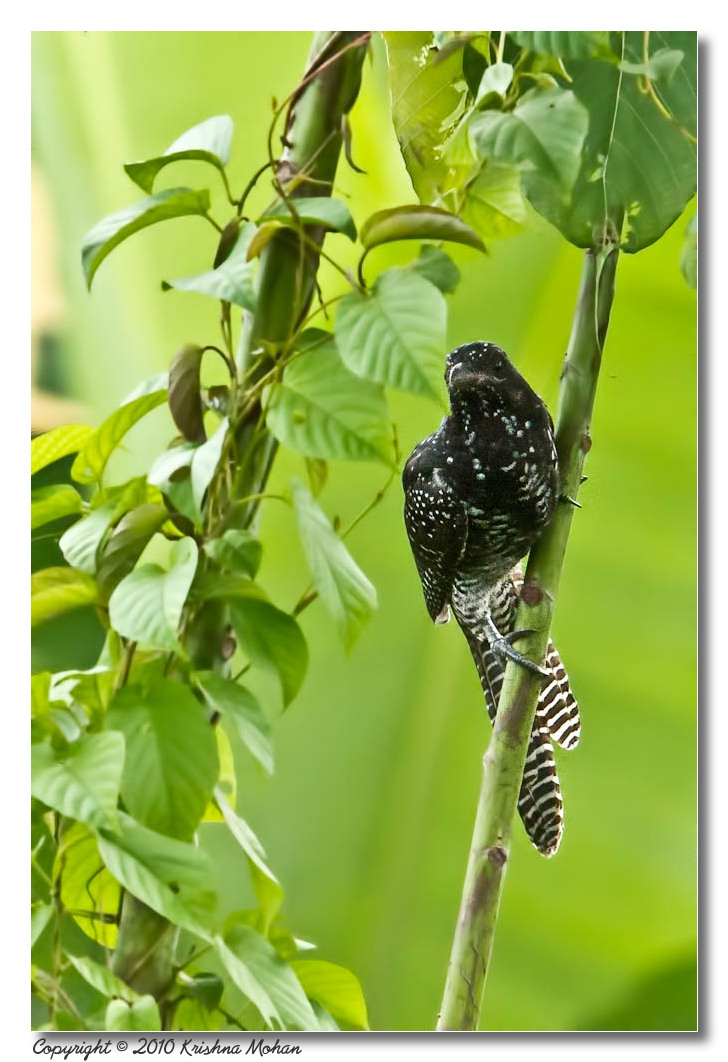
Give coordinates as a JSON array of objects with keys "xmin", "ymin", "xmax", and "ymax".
[{"xmin": 445, "ymin": 341, "xmax": 541, "ymax": 422}]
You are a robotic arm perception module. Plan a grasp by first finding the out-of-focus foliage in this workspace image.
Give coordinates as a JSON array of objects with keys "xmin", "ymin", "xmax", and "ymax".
[{"xmin": 31, "ymin": 31, "xmax": 696, "ymax": 1031}]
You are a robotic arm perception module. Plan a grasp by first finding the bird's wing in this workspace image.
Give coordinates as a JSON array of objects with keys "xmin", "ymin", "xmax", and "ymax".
[{"xmin": 403, "ymin": 469, "xmax": 468, "ymax": 623}]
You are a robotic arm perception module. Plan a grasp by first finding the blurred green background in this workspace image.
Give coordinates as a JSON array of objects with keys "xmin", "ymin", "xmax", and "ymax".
[{"xmin": 31, "ymin": 31, "xmax": 697, "ymax": 1031}]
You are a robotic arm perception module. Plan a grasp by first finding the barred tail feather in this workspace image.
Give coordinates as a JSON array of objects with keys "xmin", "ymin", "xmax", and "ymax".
[{"xmin": 459, "ymin": 567, "xmax": 580, "ymax": 857}]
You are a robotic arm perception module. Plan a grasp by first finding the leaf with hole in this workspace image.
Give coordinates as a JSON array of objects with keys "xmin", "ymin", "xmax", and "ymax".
[
  {"xmin": 292, "ymin": 480, "xmax": 377, "ymax": 649},
  {"xmin": 71, "ymin": 390, "xmax": 168, "ymax": 484},
  {"xmin": 335, "ymin": 269, "xmax": 446, "ymax": 400},
  {"xmin": 290, "ymin": 959, "xmax": 369, "ymax": 1030},
  {"xmin": 124, "ymin": 115, "xmax": 234, "ymax": 193},
  {"xmin": 31, "ymin": 425, "xmax": 94, "ymax": 476},
  {"xmin": 108, "ymin": 536, "xmax": 198, "ymax": 652},
  {"xmin": 82, "ymin": 188, "xmax": 212, "ymax": 288},
  {"xmin": 96, "ymin": 812, "xmax": 218, "ymax": 939},
  {"xmin": 107, "ymin": 677, "xmax": 218, "ymax": 840},
  {"xmin": 194, "ymin": 672, "xmax": 273, "ymax": 775},
  {"xmin": 230, "ymin": 600, "xmax": 308, "ymax": 708},
  {"xmin": 360, "ymin": 205, "xmax": 484, "ymax": 253},
  {"xmin": 383, "ymin": 32, "xmax": 467, "ymax": 202},
  {"xmin": 162, "ymin": 222, "xmax": 257, "ymax": 312},
  {"xmin": 31, "ymin": 732, "xmax": 124, "ymax": 829},
  {"xmin": 31, "ymin": 567, "xmax": 99, "ymax": 627},
  {"xmin": 265, "ymin": 332, "xmax": 391, "ymax": 465},
  {"xmin": 31, "ymin": 485, "xmax": 83, "ymax": 531},
  {"xmin": 259, "ymin": 197, "xmax": 356, "ymax": 241}
]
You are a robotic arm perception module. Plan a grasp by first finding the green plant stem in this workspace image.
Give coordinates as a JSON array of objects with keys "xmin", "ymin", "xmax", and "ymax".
[
  {"xmin": 108, "ymin": 30, "xmax": 369, "ymax": 1017},
  {"xmin": 436, "ymin": 229, "xmax": 621, "ymax": 1032}
]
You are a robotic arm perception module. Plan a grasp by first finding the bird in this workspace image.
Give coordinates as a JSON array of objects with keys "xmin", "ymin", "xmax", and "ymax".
[{"xmin": 402, "ymin": 340, "xmax": 580, "ymax": 856}]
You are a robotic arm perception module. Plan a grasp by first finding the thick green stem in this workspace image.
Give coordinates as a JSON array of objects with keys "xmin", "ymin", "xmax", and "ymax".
[
  {"xmin": 436, "ymin": 231, "xmax": 621, "ymax": 1032},
  {"xmin": 110, "ymin": 31, "xmax": 369, "ymax": 1016}
]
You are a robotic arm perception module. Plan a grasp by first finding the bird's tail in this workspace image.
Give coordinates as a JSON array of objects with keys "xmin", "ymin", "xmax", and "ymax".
[{"xmin": 461, "ymin": 566, "xmax": 580, "ymax": 857}]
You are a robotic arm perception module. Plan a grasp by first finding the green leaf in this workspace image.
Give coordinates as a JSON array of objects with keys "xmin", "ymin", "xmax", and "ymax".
[
  {"xmin": 204, "ymin": 529, "xmax": 262, "ymax": 579},
  {"xmin": 31, "ymin": 567, "xmax": 99, "ymax": 627},
  {"xmin": 469, "ymin": 87, "xmax": 589, "ymax": 239},
  {"xmin": 31, "ymin": 903, "xmax": 54, "ymax": 948},
  {"xmin": 680, "ymin": 213, "xmax": 697, "ymax": 289},
  {"xmin": 147, "ymin": 442, "xmax": 199, "ymax": 524},
  {"xmin": 470, "ymin": 34, "xmax": 697, "ymax": 252},
  {"xmin": 82, "ymin": 187, "xmax": 212, "ymax": 288},
  {"xmin": 31, "ymin": 484, "xmax": 83, "ymax": 531},
  {"xmin": 191, "ymin": 419, "xmax": 229, "ymax": 512},
  {"xmin": 108, "ymin": 537, "xmax": 198, "ymax": 652},
  {"xmin": 215, "ymin": 788, "xmax": 283, "ymax": 933},
  {"xmin": 96, "ymin": 812, "xmax": 217, "ymax": 938},
  {"xmin": 259, "ymin": 197, "xmax": 356, "ymax": 241},
  {"xmin": 290, "ymin": 959, "xmax": 369, "ymax": 1030},
  {"xmin": 620, "ymin": 48, "xmax": 685, "ymax": 83},
  {"xmin": 215, "ymin": 935, "xmax": 282, "ymax": 1030},
  {"xmin": 265, "ymin": 332, "xmax": 391, "ymax": 465},
  {"xmin": 107, "ymin": 677, "xmax": 219, "ymax": 841},
  {"xmin": 31, "ymin": 425, "xmax": 94, "ymax": 476},
  {"xmin": 66, "ymin": 955, "xmax": 139, "ymax": 1003},
  {"xmin": 167, "ymin": 344, "xmax": 206, "ymax": 443},
  {"xmin": 410, "ymin": 245, "xmax": 461, "ymax": 293},
  {"xmin": 57, "ymin": 821, "xmax": 120, "ymax": 946},
  {"xmin": 383, "ymin": 31, "xmax": 467, "ymax": 202},
  {"xmin": 162, "ymin": 222, "xmax": 257, "ymax": 312},
  {"xmin": 96, "ymin": 503, "xmax": 170, "ymax": 599},
  {"xmin": 292, "ymin": 480, "xmax": 377, "ymax": 648},
  {"xmin": 31, "ymin": 732, "xmax": 124, "ymax": 829},
  {"xmin": 459, "ymin": 162, "xmax": 528, "ymax": 240},
  {"xmin": 124, "ymin": 115, "xmax": 234, "ymax": 193},
  {"xmin": 219, "ymin": 926, "xmax": 319, "ymax": 1031},
  {"xmin": 475, "ymin": 62, "xmax": 513, "ymax": 102},
  {"xmin": 304, "ymin": 457, "xmax": 328, "ymax": 497},
  {"xmin": 104, "ymin": 995, "xmax": 162, "ymax": 1032},
  {"xmin": 335, "ymin": 269, "xmax": 446, "ymax": 400},
  {"xmin": 123, "ymin": 371, "xmax": 170, "ymax": 403},
  {"xmin": 230, "ymin": 600, "xmax": 308, "ymax": 708},
  {"xmin": 59, "ymin": 503, "xmax": 117, "ymax": 575},
  {"xmin": 510, "ymin": 30, "xmax": 616, "ymax": 60},
  {"xmin": 180, "ymin": 972, "xmax": 224, "ymax": 1011},
  {"xmin": 71, "ymin": 389, "xmax": 168, "ymax": 484},
  {"xmin": 360, "ymin": 205, "xmax": 484, "ymax": 253},
  {"xmin": 194, "ymin": 672, "xmax": 273, "ymax": 775}
]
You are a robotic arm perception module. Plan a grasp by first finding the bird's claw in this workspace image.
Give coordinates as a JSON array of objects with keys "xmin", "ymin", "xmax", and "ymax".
[{"xmin": 492, "ymin": 638, "xmax": 550, "ymax": 680}]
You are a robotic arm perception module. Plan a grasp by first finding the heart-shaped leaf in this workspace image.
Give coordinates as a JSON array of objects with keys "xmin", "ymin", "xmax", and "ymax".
[
  {"xmin": 108, "ymin": 537, "xmax": 198, "ymax": 651},
  {"xmin": 31, "ymin": 732, "xmax": 124, "ymax": 829},
  {"xmin": 335, "ymin": 269, "xmax": 446, "ymax": 400},
  {"xmin": 107, "ymin": 677, "xmax": 218, "ymax": 840}
]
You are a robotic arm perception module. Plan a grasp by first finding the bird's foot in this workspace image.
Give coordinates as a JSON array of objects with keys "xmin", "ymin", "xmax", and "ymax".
[{"xmin": 484, "ymin": 616, "xmax": 549, "ymax": 679}]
